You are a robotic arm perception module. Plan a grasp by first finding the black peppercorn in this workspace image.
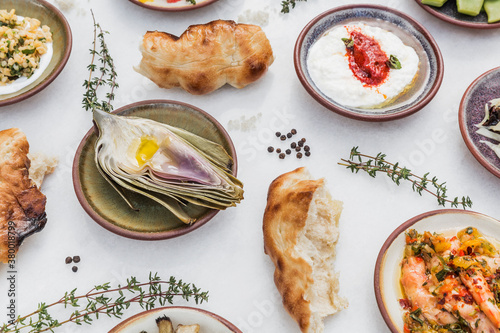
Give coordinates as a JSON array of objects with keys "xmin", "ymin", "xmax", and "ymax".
[
  {"xmin": 276, "ymin": 148, "xmax": 281, "ymax": 153},
  {"xmin": 73, "ymin": 256, "xmax": 81, "ymax": 263},
  {"xmin": 298, "ymin": 141, "xmax": 304, "ymax": 147},
  {"xmin": 290, "ymin": 142, "xmax": 297, "ymax": 149},
  {"xmin": 301, "ymin": 138, "xmax": 306, "ymax": 143},
  {"xmin": 279, "ymin": 153, "xmax": 285, "ymax": 159},
  {"xmin": 295, "ymin": 146, "xmax": 301, "ymax": 152},
  {"xmin": 72, "ymin": 266, "xmax": 78, "ymax": 273},
  {"xmin": 305, "ymin": 151, "xmax": 311, "ymax": 157},
  {"xmin": 297, "ymin": 152, "xmax": 303, "ymax": 159},
  {"xmin": 287, "ymin": 133, "xmax": 292, "ymax": 138},
  {"xmin": 65, "ymin": 257, "xmax": 72, "ymax": 264},
  {"xmin": 285, "ymin": 149, "xmax": 291, "ymax": 155},
  {"xmin": 291, "ymin": 129, "xmax": 297, "ymax": 135},
  {"xmin": 304, "ymin": 145, "xmax": 310, "ymax": 152},
  {"xmin": 280, "ymin": 135, "xmax": 286, "ymax": 141},
  {"xmin": 275, "ymin": 132, "xmax": 281, "ymax": 137},
  {"xmin": 267, "ymin": 146, "xmax": 274, "ymax": 153}
]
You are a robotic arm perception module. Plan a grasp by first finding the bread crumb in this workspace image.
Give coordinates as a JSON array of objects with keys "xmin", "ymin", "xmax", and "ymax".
[
  {"xmin": 227, "ymin": 113, "xmax": 262, "ymax": 132},
  {"xmin": 238, "ymin": 7, "xmax": 271, "ymax": 26},
  {"xmin": 28, "ymin": 152, "xmax": 58, "ymax": 188}
]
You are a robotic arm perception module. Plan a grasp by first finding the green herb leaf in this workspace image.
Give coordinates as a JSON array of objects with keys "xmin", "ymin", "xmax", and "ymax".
[
  {"xmin": 21, "ymin": 48, "xmax": 36, "ymax": 55},
  {"xmin": 386, "ymin": 55, "xmax": 402, "ymax": 69},
  {"xmin": 341, "ymin": 38, "xmax": 354, "ymax": 49},
  {"xmin": 338, "ymin": 147, "xmax": 473, "ymax": 209}
]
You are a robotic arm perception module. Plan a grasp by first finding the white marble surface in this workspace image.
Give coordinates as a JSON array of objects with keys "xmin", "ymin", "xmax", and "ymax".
[{"xmin": 1, "ymin": 0, "xmax": 500, "ymax": 332}]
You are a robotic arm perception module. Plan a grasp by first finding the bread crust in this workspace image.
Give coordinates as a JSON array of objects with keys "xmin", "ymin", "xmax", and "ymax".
[
  {"xmin": 263, "ymin": 167, "xmax": 345, "ymax": 332},
  {"xmin": 136, "ymin": 20, "xmax": 274, "ymax": 95},
  {"xmin": 0, "ymin": 128, "xmax": 47, "ymax": 263}
]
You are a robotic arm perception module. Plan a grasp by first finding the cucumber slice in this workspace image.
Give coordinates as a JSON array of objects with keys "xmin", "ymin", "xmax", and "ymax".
[
  {"xmin": 484, "ymin": 0, "xmax": 500, "ymax": 22},
  {"xmin": 457, "ymin": 0, "xmax": 485, "ymax": 16},
  {"xmin": 421, "ymin": 0, "xmax": 448, "ymax": 6}
]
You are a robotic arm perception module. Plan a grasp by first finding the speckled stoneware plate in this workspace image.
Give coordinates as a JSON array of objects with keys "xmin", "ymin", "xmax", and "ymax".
[
  {"xmin": 294, "ymin": 4, "xmax": 443, "ymax": 121},
  {"xmin": 72, "ymin": 100, "xmax": 238, "ymax": 240},
  {"xmin": 128, "ymin": 0, "xmax": 219, "ymax": 11},
  {"xmin": 109, "ymin": 307, "xmax": 242, "ymax": 332},
  {"xmin": 374, "ymin": 209, "xmax": 500, "ymax": 333},
  {"xmin": 0, "ymin": 0, "xmax": 72, "ymax": 107},
  {"xmin": 415, "ymin": 0, "xmax": 500, "ymax": 29},
  {"xmin": 459, "ymin": 67, "xmax": 500, "ymax": 179}
]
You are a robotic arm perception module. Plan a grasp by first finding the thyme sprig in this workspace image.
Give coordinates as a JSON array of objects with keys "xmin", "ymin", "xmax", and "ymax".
[
  {"xmin": 82, "ymin": 10, "xmax": 118, "ymax": 113},
  {"xmin": 281, "ymin": 0, "xmax": 307, "ymax": 13},
  {"xmin": 0, "ymin": 273, "xmax": 209, "ymax": 333},
  {"xmin": 338, "ymin": 147, "xmax": 473, "ymax": 209}
]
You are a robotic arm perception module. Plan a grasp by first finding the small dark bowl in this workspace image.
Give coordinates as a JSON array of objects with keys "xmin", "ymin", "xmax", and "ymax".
[
  {"xmin": 294, "ymin": 4, "xmax": 443, "ymax": 121},
  {"xmin": 0, "ymin": 0, "xmax": 72, "ymax": 107},
  {"xmin": 128, "ymin": 0, "xmax": 219, "ymax": 12},
  {"xmin": 72, "ymin": 100, "xmax": 238, "ymax": 240},
  {"xmin": 374, "ymin": 209, "xmax": 500, "ymax": 332},
  {"xmin": 415, "ymin": 0, "xmax": 500, "ymax": 29},
  {"xmin": 459, "ymin": 67, "xmax": 500, "ymax": 179}
]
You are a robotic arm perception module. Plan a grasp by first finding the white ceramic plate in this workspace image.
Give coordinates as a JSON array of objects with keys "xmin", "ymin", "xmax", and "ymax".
[
  {"xmin": 128, "ymin": 0, "xmax": 219, "ymax": 11},
  {"xmin": 374, "ymin": 209, "xmax": 500, "ymax": 332},
  {"xmin": 109, "ymin": 306, "xmax": 241, "ymax": 332}
]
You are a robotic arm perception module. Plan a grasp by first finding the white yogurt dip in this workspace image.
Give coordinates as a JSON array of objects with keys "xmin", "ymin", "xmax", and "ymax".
[{"xmin": 307, "ymin": 23, "xmax": 419, "ymax": 109}]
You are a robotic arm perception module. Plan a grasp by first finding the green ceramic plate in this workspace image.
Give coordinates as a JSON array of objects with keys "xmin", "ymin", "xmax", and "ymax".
[
  {"xmin": 72, "ymin": 100, "xmax": 238, "ymax": 240},
  {"xmin": 0, "ymin": 0, "xmax": 72, "ymax": 107}
]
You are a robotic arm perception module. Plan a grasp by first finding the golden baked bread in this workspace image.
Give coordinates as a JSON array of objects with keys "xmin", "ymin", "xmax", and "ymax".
[
  {"xmin": 135, "ymin": 20, "xmax": 274, "ymax": 95},
  {"xmin": 0, "ymin": 128, "xmax": 50, "ymax": 263},
  {"xmin": 263, "ymin": 167, "xmax": 347, "ymax": 333}
]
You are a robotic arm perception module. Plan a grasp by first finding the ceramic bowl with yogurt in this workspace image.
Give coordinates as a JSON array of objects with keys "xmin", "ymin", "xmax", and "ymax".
[{"xmin": 294, "ymin": 5, "xmax": 443, "ymax": 121}]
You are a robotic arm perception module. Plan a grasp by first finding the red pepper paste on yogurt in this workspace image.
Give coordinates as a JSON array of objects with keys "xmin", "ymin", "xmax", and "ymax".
[{"xmin": 345, "ymin": 26, "xmax": 390, "ymax": 87}]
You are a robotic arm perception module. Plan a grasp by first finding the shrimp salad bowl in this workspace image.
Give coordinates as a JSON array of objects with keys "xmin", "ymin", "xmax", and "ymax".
[{"xmin": 375, "ymin": 210, "xmax": 500, "ymax": 333}]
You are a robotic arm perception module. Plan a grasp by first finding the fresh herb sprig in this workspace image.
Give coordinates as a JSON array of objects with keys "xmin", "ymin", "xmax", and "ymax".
[
  {"xmin": 338, "ymin": 147, "xmax": 473, "ymax": 209},
  {"xmin": 82, "ymin": 10, "xmax": 118, "ymax": 113},
  {"xmin": 281, "ymin": 0, "xmax": 307, "ymax": 13},
  {"xmin": 186, "ymin": 0, "xmax": 197, "ymax": 4},
  {"xmin": 0, "ymin": 273, "xmax": 208, "ymax": 333}
]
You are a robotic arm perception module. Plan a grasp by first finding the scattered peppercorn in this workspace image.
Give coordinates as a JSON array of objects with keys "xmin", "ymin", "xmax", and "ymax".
[
  {"xmin": 65, "ymin": 257, "xmax": 72, "ymax": 264},
  {"xmin": 291, "ymin": 129, "xmax": 297, "ymax": 135},
  {"xmin": 279, "ymin": 153, "xmax": 285, "ymax": 159},
  {"xmin": 72, "ymin": 266, "xmax": 78, "ymax": 273},
  {"xmin": 73, "ymin": 256, "xmax": 81, "ymax": 263},
  {"xmin": 304, "ymin": 145, "xmax": 310, "ymax": 152},
  {"xmin": 300, "ymin": 138, "xmax": 306, "ymax": 143},
  {"xmin": 286, "ymin": 149, "xmax": 291, "ymax": 155},
  {"xmin": 305, "ymin": 151, "xmax": 311, "ymax": 157},
  {"xmin": 295, "ymin": 146, "xmax": 301, "ymax": 152},
  {"xmin": 276, "ymin": 148, "xmax": 281, "ymax": 153},
  {"xmin": 298, "ymin": 141, "xmax": 304, "ymax": 147},
  {"xmin": 287, "ymin": 133, "xmax": 292, "ymax": 138},
  {"xmin": 290, "ymin": 142, "xmax": 297, "ymax": 148},
  {"xmin": 268, "ymin": 146, "xmax": 274, "ymax": 153},
  {"xmin": 280, "ymin": 135, "xmax": 286, "ymax": 141},
  {"xmin": 275, "ymin": 132, "xmax": 281, "ymax": 137},
  {"xmin": 297, "ymin": 152, "xmax": 303, "ymax": 159}
]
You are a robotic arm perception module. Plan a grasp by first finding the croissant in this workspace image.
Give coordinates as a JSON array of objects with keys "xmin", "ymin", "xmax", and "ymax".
[{"xmin": 135, "ymin": 20, "xmax": 274, "ymax": 95}]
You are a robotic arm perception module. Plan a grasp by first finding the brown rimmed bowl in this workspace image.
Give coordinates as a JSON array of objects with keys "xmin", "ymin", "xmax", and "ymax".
[
  {"xmin": 109, "ymin": 306, "xmax": 242, "ymax": 332},
  {"xmin": 294, "ymin": 4, "xmax": 444, "ymax": 121},
  {"xmin": 414, "ymin": 0, "xmax": 500, "ymax": 29},
  {"xmin": 374, "ymin": 209, "xmax": 500, "ymax": 332},
  {"xmin": 72, "ymin": 100, "xmax": 238, "ymax": 240},
  {"xmin": 459, "ymin": 66, "xmax": 500, "ymax": 179},
  {"xmin": 0, "ymin": 0, "xmax": 72, "ymax": 107},
  {"xmin": 128, "ymin": 0, "xmax": 219, "ymax": 12}
]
